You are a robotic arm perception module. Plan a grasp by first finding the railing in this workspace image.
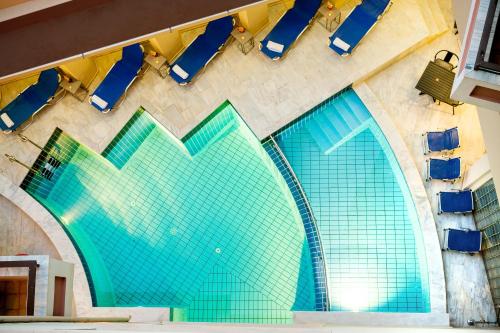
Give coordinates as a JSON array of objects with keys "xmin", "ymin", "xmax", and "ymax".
[{"xmin": 264, "ymin": 136, "xmax": 330, "ymax": 311}]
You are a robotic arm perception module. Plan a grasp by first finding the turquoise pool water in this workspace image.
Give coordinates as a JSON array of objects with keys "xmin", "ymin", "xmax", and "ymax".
[
  {"xmin": 22, "ymin": 90, "xmax": 431, "ymax": 321},
  {"xmin": 22, "ymin": 102, "xmax": 316, "ymax": 323},
  {"xmin": 273, "ymin": 89, "xmax": 430, "ymax": 312}
]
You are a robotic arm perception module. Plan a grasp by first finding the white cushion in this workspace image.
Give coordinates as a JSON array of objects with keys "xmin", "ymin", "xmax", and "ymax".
[
  {"xmin": 266, "ymin": 40, "xmax": 284, "ymax": 53},
  {"xmin": 332, "ymin": 37, "xmax": 350, "ymax": 52},
  {"xmin": 1, "ymin": 113, "xmax": 14, "ymax": 129},
  {"xmin": 91, "ymin": 94, "xmax": 109, "ymax": 110},
  {"xmin": 172, "ymin": 64, "xmax": 189, "ymax": 80}
]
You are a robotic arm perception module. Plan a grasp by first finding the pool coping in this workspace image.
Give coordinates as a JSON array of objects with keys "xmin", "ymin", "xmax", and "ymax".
[
  {"xmin": 0, "ymin": 88, "xmax": 448, "ymax": 324},
  {"xmin": 353, "ymin": 83, "xmax": 448, "ymax": 317}
]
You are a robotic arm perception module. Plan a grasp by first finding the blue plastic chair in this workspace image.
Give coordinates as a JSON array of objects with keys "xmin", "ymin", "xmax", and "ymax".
[
  {"xmin": 90, "ymin": 43, "xmax": 144, "ymax": 113},
  {"xmin": 423, "ymin": 127, "xmax": 459, "ymax": 154},
  {"xmin": 438, "ymin": 190, "xmax": 473, "ymax": 214},
  {"xmin": 0, "ymin": 69, "xmax": 60, "ymax": 133},
  {"xmin": 443, "ymin": 229, "xmax": 481, "ymax": 253},
  {"xmin": 169, "ymin": 16, "xmax": 234, "ymax": 85},
  {"xmin": 329, "ymin": 0, "xmax": 392, "ymax": 56},
  {"xmin": 260, "ymin": 0, "xmax": 321, "ymax": 60},
  {"xmin": 427, "ymin": 157, "xmax": 461, "ymax": 181}
]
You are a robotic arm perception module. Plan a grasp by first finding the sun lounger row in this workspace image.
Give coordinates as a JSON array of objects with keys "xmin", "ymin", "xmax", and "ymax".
[
  {"xmin": 423, "ymin": 127, "xmax": 471, "ymax": 213},
  {"xmin": 1, "ymin": 1, "xmax": 394, "ymax": 132},
  {"xmin": 261, "ymin": 0, "xmax": 392, "ymax": 60},
  {"xmin": 91, "ymin": 16, "xmax": 234, "ymax": 113},
  {"xmin": 422, "ymin": 128, "xmax": 481, "ymax": 254}
]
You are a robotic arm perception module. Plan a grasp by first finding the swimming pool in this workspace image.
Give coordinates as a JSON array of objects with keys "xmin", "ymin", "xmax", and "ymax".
[
  {"xmin": 271, "ymin": 89, "xmax": 430, "ymax": 312},
  {"xmin": 22, "ymin": 102, "xmax": 317, "ymax": 323},
  {"xmin": 22, "ymin": 90, "xmax": 430, "ymax": 321}
]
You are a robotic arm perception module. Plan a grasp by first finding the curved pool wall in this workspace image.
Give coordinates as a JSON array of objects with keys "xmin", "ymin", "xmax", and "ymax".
[
  {"xmin": 272, "ymin": 89, "xmax": 431, "ymax": 313},
  {"xmin": 21, "ymin": 102, "xmax": 317, "ymax": 324}
]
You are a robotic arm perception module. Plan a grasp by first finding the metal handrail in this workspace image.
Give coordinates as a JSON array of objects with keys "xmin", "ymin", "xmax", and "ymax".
[{"xmin": 268, "ymin": 135, "xmax": 330, "ymax": 310}]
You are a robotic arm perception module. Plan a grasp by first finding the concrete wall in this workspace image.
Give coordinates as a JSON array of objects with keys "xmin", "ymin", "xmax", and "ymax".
[
  {"xmin": 452, "ymin": 70, "xmax": 500, "ymax": 112},
  {"xmin": 59, "ymin": 58, "xmax": 98, "ymax": 89},
  {"xmin": 237, "ymin": 3, "xmax": 269, "ymax": 34},
  {"xmin": 47, "ymin": 258, "xmax": 74, "ymax": 317},
  {"xmin": 462, "ymin": 154, "xmax": 492, "ymax": 190},
  {"xmin": 0, "ymin": 256, "xmax": 74, "ymax": 317},
  {"xmin": 149, "ymin": 31, "xmax": 183, "ymax": 61},
  {"xmin": 451, "ymin": 0, "xmax": 500, "ymax": 112},
  {"xmin": 452, "ymin": 0, "xmax": 473, "ymax": 44},
  {"xmin": 0, "ymin": 195, "xmax": 60, "ymax": 258},
  {"xmin": 477, "ymin": 107, "xmax": 500, "ymax": 198}
]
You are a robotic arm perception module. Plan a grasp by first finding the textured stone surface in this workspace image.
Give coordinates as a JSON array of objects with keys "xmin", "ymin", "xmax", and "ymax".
[
  {"xmin": 363, "ymin": 23, "xmax": 496, "ymax": 325},
  {"xmin": 0, "ymin": 0, "xmax": 493, "ymax": 327}
]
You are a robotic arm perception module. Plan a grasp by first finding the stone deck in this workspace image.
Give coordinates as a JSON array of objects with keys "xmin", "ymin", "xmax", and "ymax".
[{"xmin": 0, "ymin": 0, "xmax": 494, "ymax": 327}]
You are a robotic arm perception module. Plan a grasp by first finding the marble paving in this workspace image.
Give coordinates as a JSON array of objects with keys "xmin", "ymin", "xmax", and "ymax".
[
  {"xmin": 363, "ymin": 9, "xmax": 496, "ymax": 324},
  {"xmin": 0, "ymin": 0, "xmax": 434, "ymax": 184},
  {"xmin": 0, "ymin": 0, "xmax": 495, "ymax": 327},
  {"xmin": 0, "ymin": 195, "xmax": 59, "ymax": 259}
]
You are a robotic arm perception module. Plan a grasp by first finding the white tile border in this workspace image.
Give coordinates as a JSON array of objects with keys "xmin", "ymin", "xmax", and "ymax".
[
  {"xmin": 353, "ymin": 83, "xmax": 448, "ymax": 316},
  {"xmin": 294, "ymin": 311, "xmax": 450, "ymax": 327}
]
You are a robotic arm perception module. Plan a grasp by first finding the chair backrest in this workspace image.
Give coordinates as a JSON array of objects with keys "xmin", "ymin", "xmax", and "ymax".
[
  {"xmin": 360, "ymin": 0, "xmax": 391, "ymax": 18},
  {"xmin": 121, "ymin": 44, "xmax": 144, "ymax": 69},
  {"xmin": 434, "ymin": 50, "xmax": 459, "ymax": 70},
  {"xmin": 204, "ymin": 16, "xmax": 234, "ymax": 40},
  {"xmin": 445, "ymin": 127, "xmax": 459, "ymax": 147},
  {"xmin": 31, "ymin": 68, "xmax": 60, "ymax": 100},
  {"xmin": 293, "ymin": 0, "xmax": 322, "ymax": 19}
]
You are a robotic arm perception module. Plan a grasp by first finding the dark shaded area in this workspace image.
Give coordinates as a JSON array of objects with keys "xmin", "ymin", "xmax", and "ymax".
[
  {"xmin": 475, "ymin": 0, "xmax": 500, "ymax": 74},
  {"xmin": 490, "ymin": 18, "xmax": 500, "ymax": 65},
  {"xmin": 0, "ymin": 0, "xmax": 258, "ymax": 77},
  {"xmin": 0, "ymin": 260, "xmax": 38, "ymax": 316}
]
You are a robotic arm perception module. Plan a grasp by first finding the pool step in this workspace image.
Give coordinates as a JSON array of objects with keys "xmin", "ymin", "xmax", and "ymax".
[
  {"xmin": 183, "ymin": 107, "xmax": 238, "ymax": 156},
  {"xmin": 340, "ymin": 91, "xmax": 371, "ymax": 123},
  {"xmin": 306, "ymin": 92, "xmax": 373, "ymax": 154},
  {"xmin": 103, "ymin": 110, "xmax": 156, "ymax": 169}
]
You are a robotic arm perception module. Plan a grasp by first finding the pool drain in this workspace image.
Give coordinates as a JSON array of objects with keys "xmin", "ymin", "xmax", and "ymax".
[{"xmin": 215, "ymin": 248, "xmax": 221, "ymax": 254}]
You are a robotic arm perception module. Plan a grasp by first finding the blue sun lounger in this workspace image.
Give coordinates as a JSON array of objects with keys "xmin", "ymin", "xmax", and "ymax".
[
  {"xmin": 438, "ymin": 190, "xmax": 473, "ymax": 214},
  {"xmin": 443, "ymin": 229, "xmax": 481, "ymax": 254},
  {"xmin": 0, "ymin": 69, "xmax": 60, "ymax": 133},
  {"xmin": 329, "ymin": 0, "xmax": 392, "ymax": 56},
  {"xmin": 423, "ymin": 127, "xmax": 459, "ymax": 154},
  {"xmin": 260, "ymin": 0, "xmax": 321, "ymax": 60},
  {"xmin": 169, "ymin": 16, "xmax": 234, "ymax": 85},
  {"xmin": 90, "ymin": 43, "xmax": 144, "ymax": 113},
  {"xmin": 426, "ymin": 157, "xmax": 461, "ymax": 181}
]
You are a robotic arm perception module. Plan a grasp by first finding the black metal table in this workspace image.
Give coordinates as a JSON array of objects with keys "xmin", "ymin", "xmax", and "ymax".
[{"xmin": 416, "ymin": 61, "xmax": 461, "ymax": 114}]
